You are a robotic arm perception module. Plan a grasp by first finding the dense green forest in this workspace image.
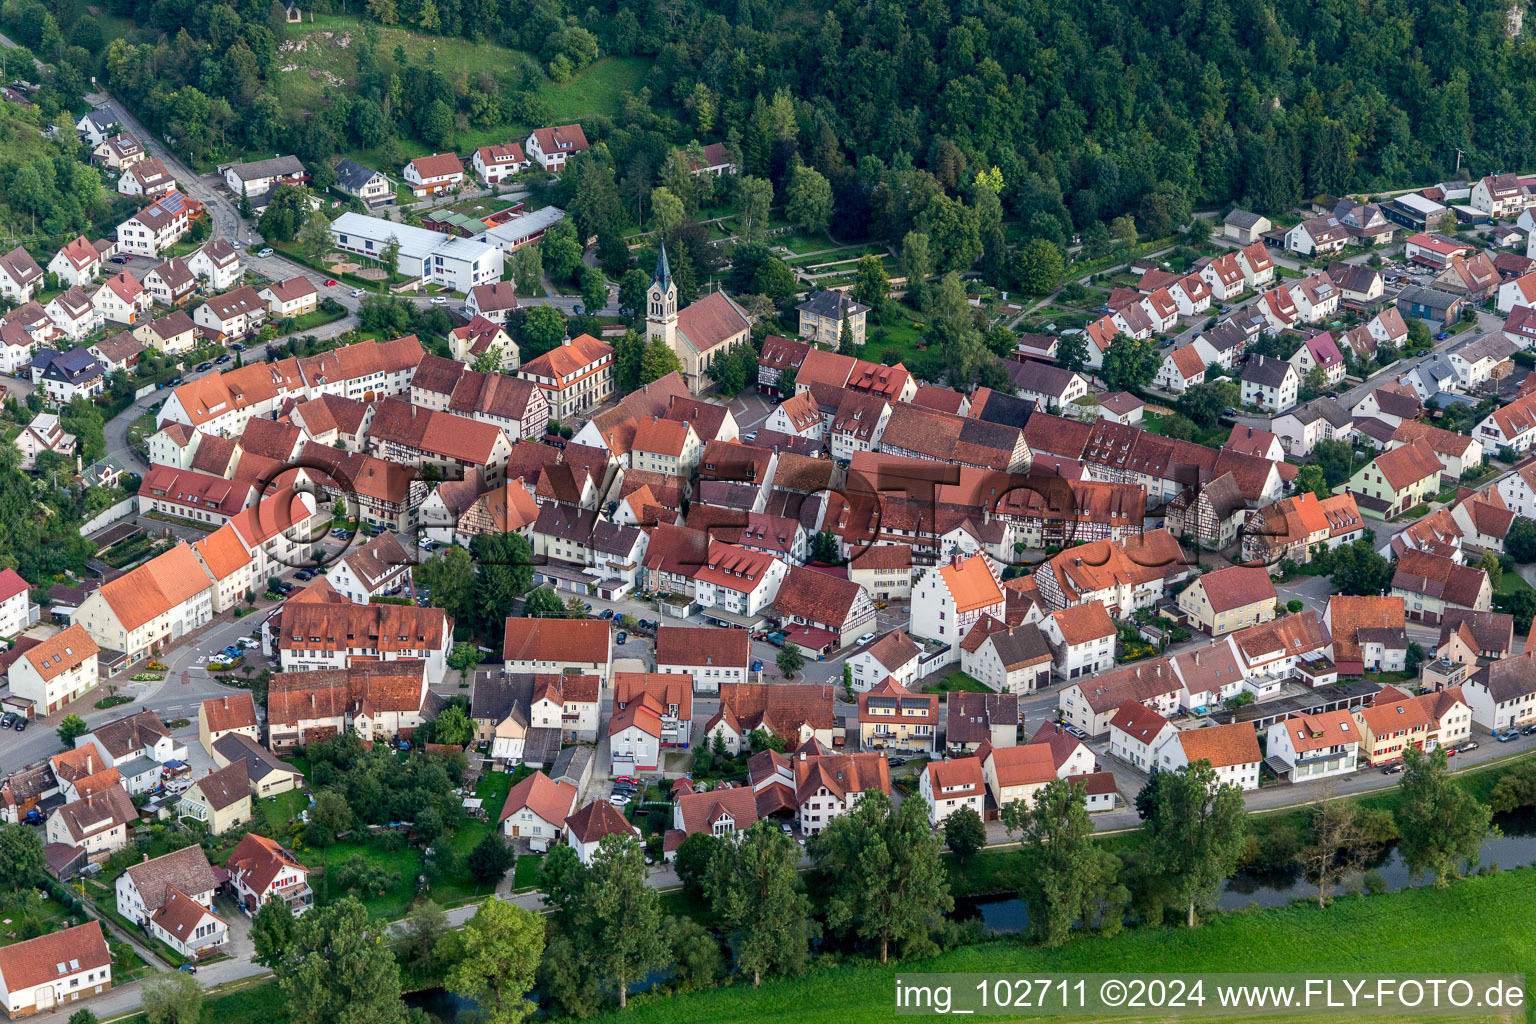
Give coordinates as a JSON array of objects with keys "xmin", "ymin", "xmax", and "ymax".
[{"xmin": 4, "ymin": 0, "xmax": 1535, "ymax": 247}]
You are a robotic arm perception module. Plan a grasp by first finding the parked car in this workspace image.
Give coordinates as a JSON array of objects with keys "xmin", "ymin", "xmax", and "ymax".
[
  {"xmin": 238, "ymin": 637, "xmax": 261, "ymax": 649},
  {"xmin": 751, "ymin": 659, "xmax": 763, "ymax": 672},
  {"xmin": 256, "ymin": 247, "xmax": 274, "ymax": 257},
  {"xmin": 887, "ymin": 757, "xmax": 907, "ymax": 768},
  {"xmin": 1434, "ymin": 331, "xmax": 1450, "ymax": 341},
  {"xmin": 855, "ymin": 632, "xmax": 876, "ymax": 646},
  {"xmin": 615, "ymin": 631, "xmax": 627, "ymax": 645},
  {"xmin": 1064, "ymin": 724, "xmax": 1088, "ymax": 739},
  {"xmin": 1380, "ymin": 761, "xmax": 1405, "ymax": 774},
  {"xmin": 1457, "ymin": 740, "xmax": 1479, "ymax": 752},
  {"xmin": 599, "ymin": 608, "xmax": 614, "ymax": 619},
  {"xmin": 215, "ymin": 354, "xmax": 232, "ymax": 364},
  {"xmin": 13, "ymin": 719, "xmax": 25, "ymax": 732},
  {"xmin": 0, "ymin": 713, "xmax": 13, "ymax": 728},
  {"xmin": 430, "ymin": 295, "xmax": 448, "ymax": 305},
  {"xmin": 779, "ymin": 822, "xmax": 793, "ymax": 835},
  {"xmin": 613, "ymin": 776, "xmax": 639, "ymax": 786},
  {"xmin": 324, "ymin": 278, "xmax": 338, "ymax": 286},
  {"xmin": 1444, "ymin": 746, "xmax": 1457, "ymax": 757},
  {"xmin": 294, "ymin": 569, "xmax": 316, "ymax": 581},
  {"xmin": 1522, "ymin": 723, "xmax": 1536, "ymax": 736},
  {"xmin": 1496, "ymin": 728, "xmax": 1521, "ymax": 742},
  {"xmin": 195, "ymin": 362, "xmax": 212, "ymax": 372},
  {"xmin": 230, "ymin": 343, "xmax": 246, "ymax": 352},
  {"xmin": 608, "ymin": 793, "xmax": 631, "ymax": 806},
  {"xmin": 351, "ymin": 288, "xmax": 364, "ymax": 297}
]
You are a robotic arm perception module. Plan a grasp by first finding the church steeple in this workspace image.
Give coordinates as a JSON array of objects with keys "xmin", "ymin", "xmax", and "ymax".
[
  {"xmin": 646, "ymin": 241, "xmax": 679, "ymax": 354},
  {"xmin": 653, "ymin": 242, "xmax": 673, "ymax": 293}
]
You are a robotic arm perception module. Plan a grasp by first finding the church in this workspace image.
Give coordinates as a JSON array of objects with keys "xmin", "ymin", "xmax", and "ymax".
[{"xmin": 645, "ymin": 244, "xmax": 753, "ymax": 394}]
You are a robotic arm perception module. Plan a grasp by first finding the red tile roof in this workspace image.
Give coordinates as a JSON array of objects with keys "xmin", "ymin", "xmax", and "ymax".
[
  {"xmin": 0, "ymin": 922, "xmax": 109, "ymax": 991},
  {"xmin": 225, "ymin": 833, "xmax": 308, "ymax": 897},
  {"xmin": 498, "ymin": 770, "xmax": 577, "ymax": 826},
  {"xmin": 656, "ymin": 625, "xmax": 750, "ymax": 669},
  {"xmin": 503, "ymin": 617, "xmax": 610, "ymax": 663}
]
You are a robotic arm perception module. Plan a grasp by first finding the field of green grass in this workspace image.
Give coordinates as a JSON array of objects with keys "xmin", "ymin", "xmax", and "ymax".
[
  {"xmin": 1495, "ymin": 571, "xmax": 1534, "ymax": 598},
  {"xmin": 272, "ymin": 16, "xmax": 648, "ymax": 161},
  {"xmin": 1143, "ymin": 410, "xmax": 1228, "ymax": 448},
  {"xmin": 512, "ymin": 853, "xmax": 544, "ymax": 891},
  {"xmin": 922, "ymin": 671, "xmax": 991, "ymax": 695},
  {"xmin": 595, "ymin": 866, "xmax": 1536, "ymax": 1024},
  {"xmin": 115, "ymin": 975, "xmax": 287, "ymax": 1024}
]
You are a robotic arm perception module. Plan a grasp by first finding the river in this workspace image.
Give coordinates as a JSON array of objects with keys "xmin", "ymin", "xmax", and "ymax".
[{"xmin": 953, "ymin": 809, "xmax": 1536, "ymax": 935}]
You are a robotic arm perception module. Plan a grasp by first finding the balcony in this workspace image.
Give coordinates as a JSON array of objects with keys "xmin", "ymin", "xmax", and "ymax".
[{"xmin": 276, "ymin": 884, "xmax": 314, "ymax": 913}]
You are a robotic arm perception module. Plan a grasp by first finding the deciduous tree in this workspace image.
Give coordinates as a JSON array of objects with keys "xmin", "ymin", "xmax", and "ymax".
[
  {"xmin": 250, "ymin": 900, "xmax": 296, "ymax": 968},
  {"xmin": 851, "ymin": 254, "xmax": 889, "ymax": 313},
  {"xmin": 141, "ymin": 971, "xmax": 202, "ymax": 1024},
  {"xmin": 785, "ymin": 165, "xmax": 833, "ymax": 235},
  {"xmin": 56, "ymin": 713, "xmax": 87, "ymax": 747},
  {"xmin": 468, "ymin": 831, "xmax": 515, "ymax": 886},
  {"xmin": 776, "ymin": 642, "xmax": 804, "ymax": 678},
  {"xmin": 1137, "ymin": 761, "xmax": 1248, "ymax": 928},
  {"xmin": 1297, "ymin": 789, "xmax": 1381, "ymax": 907},
  {"xmin": 446, "ymin": 898, "xmax": 544, "ymax": 1024},
  {"xmin": 1396, "ymin": 744, "xmax": 1492, "ymax": 886},
  {"xmin": 274, "ymin": 897, "xmax": 406, "ymax": 1024},
  {"xmin": 523, "ymin": 586, "xmax": 566, "ymax": 618},
  {"xmin": 733, "ymin": 176, "xmax": 773, "ymax": 241},
  {"xmin": 1014, "ymin": 238, "xmax": 1064, "ymax": 296},
  {"xmin": 942, "ymin": 805, "xmax": 986, "ymax": 863},
  {"xmin": 1100, "ymin": 336, "xmax": 1159, "ymax": 392},
  {"xmin": 812, "ymin": 790, "xmax": 952, "ymax": 963},
  {"xmin": 0, "ymin": 822, "xmax": 44, "ymax": 882},
  {"xmin": 1004, "ymin": 778, "xmax": 1126, "ymax": 945},
  {"xmin": 706, "ymin": 820, "xmax": 815, "ymax": 985}
]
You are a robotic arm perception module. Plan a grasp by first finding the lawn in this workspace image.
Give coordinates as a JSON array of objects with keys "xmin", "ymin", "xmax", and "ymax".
[
  {"xmin": 1143, "ymin": 410, "xmax": 1228, "ymax": 448},
  {"xmin": 865, "ymin": 302, "xmax": 937, "ymax": 372},
  {"xmin": 512, "ymin": 853, "xmax": 544, "ymax": 891},
  {"xmin": 0, "ymin": 888, "xmax": 74, "ymax": 945},
  {"xmin": 921, "ymin": 671, "xmax": 991, "ymax": 696},
  {"xmin": 313, "ymin": 839, "xmax": 421, "ymax": 920},
  {"xmin": 114, "ymin": 975, "xmax": 288, "ymax": 1024},
  {"xmin": 536, "ymin": 57, "xmax": 652, "ymax": 125},
  {"xmin": 310, "ymin": 771, "xmax": 515, "ymax": 913},
  {"xmin": 593, "ymin": 866, "xmax": 1536, "ymax": 1024},
  {"xmin": 283, "ymin": 306, "xmax": 349, "ymax": 333},
  {"xmin": 1495, "ymin": 570, "xmax": 1534, "ymax": 597},
  {"xmin": 256, "ymin": 788, "xmax": 309, "ymax": 840},
  {"xmin": 271, "ymin": 16, "xmax": 649, "ymax": 161}
]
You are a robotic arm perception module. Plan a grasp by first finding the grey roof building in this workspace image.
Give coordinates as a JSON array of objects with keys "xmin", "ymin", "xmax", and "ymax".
[{"xmin": 796, "ymin": 289, "xmax": 869, "ymax": 321}]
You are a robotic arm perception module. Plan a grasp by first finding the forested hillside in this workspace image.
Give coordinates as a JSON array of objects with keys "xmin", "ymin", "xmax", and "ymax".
[{"xmin": 6, "ymin": 0, "xmax": 1536, "ymax": 247}]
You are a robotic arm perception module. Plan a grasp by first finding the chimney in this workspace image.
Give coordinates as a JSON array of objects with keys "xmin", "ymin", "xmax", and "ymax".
[{"xmin": 142, "ymin": 853, "xmax": 149, "ymax": 862}]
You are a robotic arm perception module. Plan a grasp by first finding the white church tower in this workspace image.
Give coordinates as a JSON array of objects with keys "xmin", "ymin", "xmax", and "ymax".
[{"xmin": 645, "ymin": 243, "xmax": 678, "ymax": 353}]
